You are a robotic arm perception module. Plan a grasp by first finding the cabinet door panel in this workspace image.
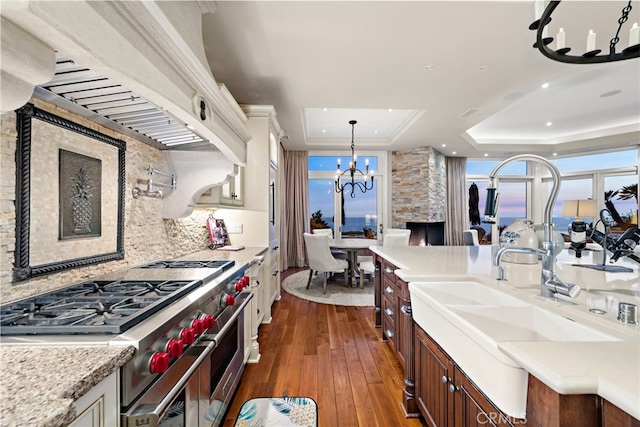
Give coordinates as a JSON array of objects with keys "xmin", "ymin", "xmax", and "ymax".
[
  {"xmin": 602, "ymin": 399, "xmax": 640, "ymax": 427},
  {"xmin": 415, "ymin": 327, "xmax": 451, "ymax": 427},
  {"xmin": 454, "ymin": 365, "xmax": 509, "ymax": 427}
]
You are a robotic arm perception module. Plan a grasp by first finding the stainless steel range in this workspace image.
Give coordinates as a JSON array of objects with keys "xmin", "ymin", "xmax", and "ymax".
[{"xmin": 0, "ymin": 258, "xmax": 252, "ymax": 427}]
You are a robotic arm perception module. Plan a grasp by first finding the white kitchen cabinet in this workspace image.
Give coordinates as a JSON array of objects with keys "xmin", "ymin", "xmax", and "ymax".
[
  {"xmin": 70, "ymin": 371, "xmax": 119, "ymax": 427},
  {"xmin": 220, "ymin": 168, "xmax": 243, "ymax": 205},
  {"xmin": 240, "ymin": 104, "xmax": 281, "ymax": 318},
  {"xmin": 196, "ymin": 167, "xmax": 244, "ymax": 207}
]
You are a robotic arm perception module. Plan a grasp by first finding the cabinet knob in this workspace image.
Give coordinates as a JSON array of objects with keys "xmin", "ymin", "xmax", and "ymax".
[
  {"xmin": 441, "ymin": 376, "xmax": 451, "ymax": 384},
  {"xmin": 384, "ymin": 267, "xmax": 394, "ymax": 274},
  {"xmin": 448, "ymin": 384, "xmax": 459, "ymax": 393}
]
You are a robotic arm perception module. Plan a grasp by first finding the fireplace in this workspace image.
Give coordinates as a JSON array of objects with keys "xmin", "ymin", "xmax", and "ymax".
[{"xmin": 406, "ymin": 222, "xmax": 445, "ymax": 246}]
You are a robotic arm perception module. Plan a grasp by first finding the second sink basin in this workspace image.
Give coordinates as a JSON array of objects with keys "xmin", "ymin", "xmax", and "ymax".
[
  {"xmin": 416, "ymin": 280, "xmax": 528, "ymax": 306},
  {"xmin": 448, "ymin": 304, "xmax": 620, "ymax": 342}
]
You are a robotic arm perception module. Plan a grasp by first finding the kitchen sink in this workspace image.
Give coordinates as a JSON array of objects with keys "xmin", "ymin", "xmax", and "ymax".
[
  {"xmin": 413, "ymin": 280, "xmax": 528, "ymax": 306},
  {"xmin": 408, "ymin": 280, "xmax": 620, "ymax": 419},
  {"xmin": 448, "ymin": 304, "xmax": 620, "ymax": 342}
]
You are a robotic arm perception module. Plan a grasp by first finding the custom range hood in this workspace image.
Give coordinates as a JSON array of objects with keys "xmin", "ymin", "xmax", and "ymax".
[{"xmin": 2, "ymin": 0, "xmax": 252, "ymax": 218}]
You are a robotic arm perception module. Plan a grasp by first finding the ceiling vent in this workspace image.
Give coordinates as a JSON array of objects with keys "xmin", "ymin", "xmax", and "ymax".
[
  {"xmin": 458, "ymin": 108, "xmax": 480, "ymax": 118},
  {"xmin": 37, "ymin": 54, "xmax": 210, "ymax": 150}
]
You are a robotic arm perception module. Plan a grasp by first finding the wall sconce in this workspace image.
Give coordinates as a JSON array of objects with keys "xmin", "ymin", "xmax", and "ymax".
[{"xmin": 132, "ymin": 165, "xmax": 177, "ymax": 199}]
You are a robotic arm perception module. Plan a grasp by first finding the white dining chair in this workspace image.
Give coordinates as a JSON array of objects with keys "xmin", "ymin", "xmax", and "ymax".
[
  {"xmin": 462, "ymin": 229, "xmax": 480, "ymax": 246},
  {"xmin": 359, "ymin": 229, "xmax": 411, "ymax": 287},
  {"xmin": 303, "ymin": 232, "xmax": 349, "ymax": 294},
  {"xmin": 312, "ymin": 228, "xmax": 347, "ymax": 260}
]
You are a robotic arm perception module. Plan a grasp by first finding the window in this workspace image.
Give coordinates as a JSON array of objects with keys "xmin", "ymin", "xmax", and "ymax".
[
  {"xmin": 604, "ymin": 174, "xmax": 638, "ymax": 227},
  {"xmin": 467, "ymin": 149, "xmax": 639, "ymax": 240},
  {"xmin": 550, "ymin": 178, "xmax": 594, "ymax": 233},
  {"xmin": 551, "ymin": 149, "xmax": 638, "ymax": 231},
  {"xmin": 309, "ymin": 154, "xmax": 383, "ymax": 238},
  {"xmin": 467, "ymin": 160, "xmax": 529, "ymax": 239}
]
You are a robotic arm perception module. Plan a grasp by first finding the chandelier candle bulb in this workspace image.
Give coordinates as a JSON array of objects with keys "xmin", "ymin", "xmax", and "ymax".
[
  {"xmin": 556, "ymin": 28, "xmax": 565, "ymax": 49},
  {"xmin": 587, "ymin": 29, "xmax": 596, "ymax": 51},
  {"xmin": 630, "ymin": 22, "xmax": 639, "ymax": 46}
]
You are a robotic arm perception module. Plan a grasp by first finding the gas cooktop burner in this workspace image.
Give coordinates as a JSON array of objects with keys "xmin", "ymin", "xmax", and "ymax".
[
  {"xmin": 137, "ymin": 260, "xmax": 235, "ymax": 270},
  {"xmin": 0, "ymin": 279, "xmax": 200, "ymax": 335}
]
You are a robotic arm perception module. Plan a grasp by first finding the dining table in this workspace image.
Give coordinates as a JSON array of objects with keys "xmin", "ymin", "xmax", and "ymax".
[{"xmin": 330, "ymin": 237, "xmax": 381, "ymax": 287}]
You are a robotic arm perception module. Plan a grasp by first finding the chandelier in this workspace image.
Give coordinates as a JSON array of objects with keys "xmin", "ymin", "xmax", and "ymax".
[
  {"xmin": 529, "ymin": 0, "xmax": 640, "ymax": 64},
  {"xmin": 334, "ymin": 120, "xmax": 374, "ymax": 198}
]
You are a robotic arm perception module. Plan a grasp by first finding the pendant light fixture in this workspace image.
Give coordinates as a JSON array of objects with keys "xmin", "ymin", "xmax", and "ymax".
[{"xmin": 334, "ymin": 120, "xmax": 374, "ymax": 198}]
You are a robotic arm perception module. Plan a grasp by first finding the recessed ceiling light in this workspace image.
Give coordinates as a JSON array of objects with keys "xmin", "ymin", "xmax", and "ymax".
[
  {"xmin": 552, "ymin": 152, "xmax": 558, "ymax": 156},
  {"xmin": 373, "ymin": 130, "xmax": 378, "ymax": 133},
  {"xmin": 484, "ymin": 153, "xmax": 489, "ymax": 157},
  {"xmin": 323, "ymin": 108, "xmax": 328, "ymax": 112},
  {"xmin": 441, "ymin": 144, "xmax": 446, "ymax": 147},
  {"xmin": 388, "ymin": 109, "xmax": 393, "ymax": 112},
  {"xmin": 322, "ymin": 129, "xmax": 326, "ymax": 133},
  {"xmin": 479, "ymin": 64, "xmax": 492, "ymax": 71},
  {"xmin": 452, "ymin": 151, "xmax": 457, "ymax": 155},
  {"xmin": 424, "ymin": 64, "xmax": 436, "ymax": 71},
  {"xmin": 600, "ymin": 90, "xmax": 622, "ymax": 98},
  {"xmin": 546, "ymin": 121, "xmax": 553, "ymax": 126},
  {"xmin": 541, "ymin": 83, "xmax": 550, "ymax": 89}
]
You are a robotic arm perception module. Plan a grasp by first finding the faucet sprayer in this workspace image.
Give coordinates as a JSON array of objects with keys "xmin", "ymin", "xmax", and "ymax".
[{"xmin": 487, "ymin": 154, "xmax": 580, "ymax": 299}]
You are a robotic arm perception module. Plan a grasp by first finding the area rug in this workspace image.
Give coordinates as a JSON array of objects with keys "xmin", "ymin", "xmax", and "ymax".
[{"xmin": 281, "ymin": 270, "xmax": 374, "ymax": 306}]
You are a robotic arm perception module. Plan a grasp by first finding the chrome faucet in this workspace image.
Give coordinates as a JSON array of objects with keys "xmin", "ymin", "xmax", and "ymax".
[{"xmin": 487, "ymin": 154, "xmax": 581, "ymax": 299}]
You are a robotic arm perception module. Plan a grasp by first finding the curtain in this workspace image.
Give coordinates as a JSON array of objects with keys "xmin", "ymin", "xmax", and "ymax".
[
  {"xmin": 445, "ymin": 157, "xmax": 468, "ymax": 245},
  {"xmin": 280, "ymin": 150, "xmax": 309, "ymax": 269}
]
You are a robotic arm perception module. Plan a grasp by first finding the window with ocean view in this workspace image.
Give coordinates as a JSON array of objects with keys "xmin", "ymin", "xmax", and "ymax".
[
  {"xmin": 309, "ymin": 155, "xmax": 380, "ymax": 238},
  {"xmin": 467, "ymin": 149, "xmax": 638, "ymax": 242}
]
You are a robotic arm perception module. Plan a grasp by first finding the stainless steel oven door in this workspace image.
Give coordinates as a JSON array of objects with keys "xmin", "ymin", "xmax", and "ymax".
[
  {"xmin": 198, "ymin": 292, "xmax": 251, "ymax": 426},
  {"xmin": 121, "ymin": 341, "xmax": 214, "ymax": 427}
]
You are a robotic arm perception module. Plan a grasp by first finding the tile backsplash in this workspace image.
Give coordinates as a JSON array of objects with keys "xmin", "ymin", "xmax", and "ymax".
[{"xmin": 0, "ymin": 98, "xmax": 217, "ymax": 303}]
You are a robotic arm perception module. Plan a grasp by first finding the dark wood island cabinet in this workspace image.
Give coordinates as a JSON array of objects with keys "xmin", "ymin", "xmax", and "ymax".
[
  {"xmin": 376, "ymin": 254, "xmax": 419, "ymax": 417},
  {"xmin": 372, "ymin": 250, "xmax": 640, "ymax": 427}
]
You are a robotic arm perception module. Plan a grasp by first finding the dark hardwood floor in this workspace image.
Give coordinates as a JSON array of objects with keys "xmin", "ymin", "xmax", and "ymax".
[{"xmin": 223, "ymin": 267, "xmax": 426, "ymax": 427}]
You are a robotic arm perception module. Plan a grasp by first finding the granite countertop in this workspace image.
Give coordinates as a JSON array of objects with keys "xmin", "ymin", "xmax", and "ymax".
[
  {"xmin": 370, "ymin": 244, "xmax": 640, "ymax": 420},
  {"xmin": 0, "ymin": 345, "xmax": 135, "ymax": 427}
]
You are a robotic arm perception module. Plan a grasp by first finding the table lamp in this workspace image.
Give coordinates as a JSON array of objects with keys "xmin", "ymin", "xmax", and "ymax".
[{"xmin": 562, "ymin": 199, "xmax": 597, "ymax": 258}]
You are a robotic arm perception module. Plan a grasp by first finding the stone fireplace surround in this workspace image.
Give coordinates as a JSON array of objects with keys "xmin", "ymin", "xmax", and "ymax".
[{"xmin": 391, "ymin": 146, "xmax": 447, "ymax": 242}]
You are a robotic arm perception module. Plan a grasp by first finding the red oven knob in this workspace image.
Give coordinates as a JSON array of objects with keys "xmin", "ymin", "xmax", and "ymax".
[
  {"xmin": 224, "ymin": 294, "xmax": 235, "ymax": 307},
  {"xmin": 202, "ymin": 314, "xmax": 215, "ymax": 329},
  {"xmin": 180, "ymin": 328, "xmax": 195, "ymax": 345},
  {"xmin": 165, "ymin": 339, "xmax": 183, "ymax": 358},
  {"xmin": 191, "ymin": 319, "xmax": 205, "ymax": 335},
  {"xmin": 170, "ymin": 327, "xmax": 195, "ymax": 345},
  {"xmin": 182, "ymin": 318, "xmax": 205, "ymax": 335},
  {"xmin": 149, "ymin": 352, "xmax": 170, "ymax": 374},
  {"xmin": 153, "ymin": 338, "xmax": 183, "ymax": 358},
  {"xmin": 235, "ymin": 281, "xmax": 245, "ymax": 292}
]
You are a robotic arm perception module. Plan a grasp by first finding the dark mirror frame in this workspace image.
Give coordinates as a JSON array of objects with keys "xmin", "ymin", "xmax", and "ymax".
[{"xmin": 13, "ymin": 103, "xmax": 126, "ymax": 282}]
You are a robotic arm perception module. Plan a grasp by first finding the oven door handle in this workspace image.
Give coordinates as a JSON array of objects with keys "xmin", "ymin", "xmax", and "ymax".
[{"xmin": 122, "ymin": 341, "xmax": 215, "ymax": 427}]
